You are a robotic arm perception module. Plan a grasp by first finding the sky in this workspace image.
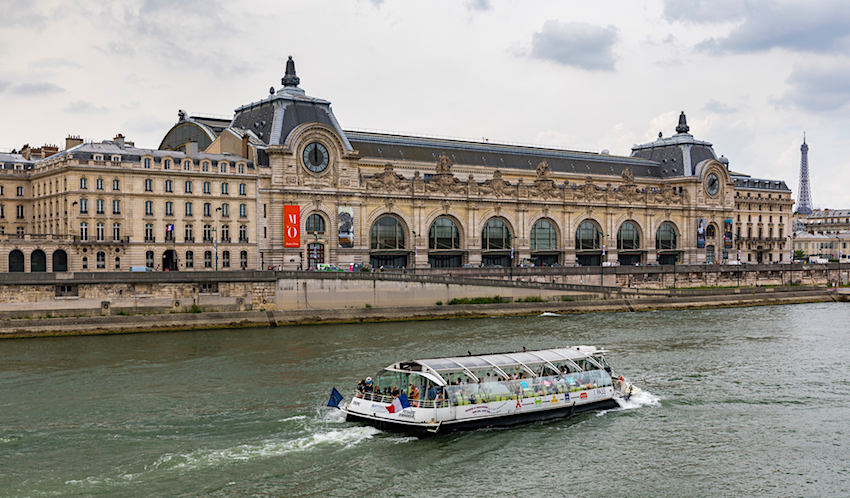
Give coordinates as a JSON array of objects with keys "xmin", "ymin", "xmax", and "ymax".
[{"xmin": 2, "ymin": 0, "xmax": 849, "ymax": 209}]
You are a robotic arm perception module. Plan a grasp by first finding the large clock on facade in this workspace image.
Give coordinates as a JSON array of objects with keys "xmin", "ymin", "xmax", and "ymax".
[
  {"xmin": 303, "ymin": 142, "xmax": 330, "ymax": 173},
  {"xmin": 705, "ymin": 172, "xmax": 719, "ymax": 196}
]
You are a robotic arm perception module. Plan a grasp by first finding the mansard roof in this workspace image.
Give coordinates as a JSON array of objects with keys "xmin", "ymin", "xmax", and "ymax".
[{"xmin": 346, "ymin": 131, "xmax": 661, "ymax": 179}]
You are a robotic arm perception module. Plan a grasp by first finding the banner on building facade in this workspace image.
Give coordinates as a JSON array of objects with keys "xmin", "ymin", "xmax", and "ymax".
[
  {"xmin": 724, "ymin": 219, "xmax": 733, "ymax": 250},
  {"xmin": 284, "ymin": 205, "xmax": 300, "ymax": 248},
  {"xmin": 697, "ymin": 218, "xmax": 706, "ymax": 249},
  {"xmin": 338, "ymin": 207, "xmax": 354, "ymax": 248}
]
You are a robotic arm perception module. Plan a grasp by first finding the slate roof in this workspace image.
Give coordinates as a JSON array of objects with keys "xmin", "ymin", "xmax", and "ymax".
[
  {"xmin": 346, "ymin": 131, "xmax": 661, "ymax": 179},
  {"xmin": 732, "ymin": 176, "xmax": 790, "ymax": 192},
  {"xmin": 0, "ymin": 153, "xmax": 34, "ymax": 170},
  {"xmin": 41, "ymin": 142, "xmax": 253, "ymax": 168}
]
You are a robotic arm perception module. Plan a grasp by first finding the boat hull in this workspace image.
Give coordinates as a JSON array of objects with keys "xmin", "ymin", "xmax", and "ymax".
[{"xmin": 343, "ymin": 397, "xmax": 619, "ymax": 437}]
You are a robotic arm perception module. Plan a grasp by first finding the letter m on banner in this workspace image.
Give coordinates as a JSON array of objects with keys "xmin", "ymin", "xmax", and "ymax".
[{"xmin": 284, "ymin": 205, "xmax": 300, "ymax": 248}]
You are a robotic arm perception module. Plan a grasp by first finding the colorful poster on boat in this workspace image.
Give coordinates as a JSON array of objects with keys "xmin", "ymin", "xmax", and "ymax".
[
  {"xmin": 284, "ymin": 205, "xmax": 300, "ymax": 248},
  {"xmin": 338, "ymin": 206, "xmax": 354, "ymax": 248}
]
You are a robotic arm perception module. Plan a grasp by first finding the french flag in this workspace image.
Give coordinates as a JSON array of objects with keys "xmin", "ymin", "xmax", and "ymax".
[{"xmin": 386, "ymin": 393, "xmax": 410, "ymax": 414}]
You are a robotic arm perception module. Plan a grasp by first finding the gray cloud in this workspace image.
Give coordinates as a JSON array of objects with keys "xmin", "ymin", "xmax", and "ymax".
[
  {"xmin": 662, "ymin": 0, "xmax": 748, "ymax": 24},
  {"xmin": 64, "ymin": 100, "xmax": 108, "ymax": 114},
  {"xmin": 703, "ymin": 99, "xmax": 737, "ymax": 114},
  {"xmin": 0, "ymin": 0, "xmax": 47, "ymax": 28},
  {"xmin": 0, "ymin": 81, "xmax": 10, "ymax": 92},
  {"xmin": 98, "ymin": 41, "xmax": 137, "ymax": 58},
  {"xmin": 666, "ymin": 0, "xmax": 850, "ymax": 55},
  {"xmin": 530, "ymin": 20, "xmax": 618, "ymax": 71},
  {"xmin": 10, "ymin": 82, "xmax": 65, "ymax": 96},
  {"xmin": 777, "ymin": 61, "xmax": 850, "ymax": 112},
  {"xmin": 121, "ymin": 113, "xmax": 172, "ymax": 135},
  {"xmin": 28, "ymin": 57, "xmax": 84, "ymax": 70},
  {"xmin": 466, "ymin": 0, "xmax": 491, "ymax": 11}
]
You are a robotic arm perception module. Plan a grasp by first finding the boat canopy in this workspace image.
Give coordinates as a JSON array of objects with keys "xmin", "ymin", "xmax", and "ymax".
[{"xmin": 387, "ymin": 347, "xmax": 608, "ymax": 386}]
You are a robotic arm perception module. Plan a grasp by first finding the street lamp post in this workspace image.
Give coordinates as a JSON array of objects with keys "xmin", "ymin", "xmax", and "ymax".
[
  {"xmin": 600, "ymin": 233, "xmax": 607, "ymax": 287},
  {"xmin": 313, "ymin": 233, "xmax": 318, "ymax": 269},
  {"xmin": 412, "ymin": 230, "xmax": 417, "ymax": 275},
  {"xmin": 788, "ymin": 235, "xmax": 793, "ymax": 287},
  {"xmin": 837, "ymin": 236, "xmax": 841, "ymax": 286}
]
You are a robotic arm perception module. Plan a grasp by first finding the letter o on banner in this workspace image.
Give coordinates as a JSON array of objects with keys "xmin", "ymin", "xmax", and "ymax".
[{"xmin": 284, "ymin": 205, "xmax": 301, "ymax": 248}]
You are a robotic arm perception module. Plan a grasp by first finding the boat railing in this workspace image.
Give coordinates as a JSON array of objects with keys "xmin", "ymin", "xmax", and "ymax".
[{"xmin": 353, "ymin": 390, "xmax": 450, "ymax": 408}]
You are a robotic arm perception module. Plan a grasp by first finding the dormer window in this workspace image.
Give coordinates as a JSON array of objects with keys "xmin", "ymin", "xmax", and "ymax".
[
  {"xmin": 202, "ymin": 161, "xmax": 209, "ymax": 172},
  {"xmin": 111, "ymin": 155, "xmax": 120, "ymax": 162},
  {"xmin": 183, "ymin": 160, "xmax": 191, "ymax": 170},
  {"xmin": 164, "ymin": 159, "xmax": 172, "ymax": 170},
  {"xmin": 94, "ymin": 154, "xmax": 103, "ymax": 161}
]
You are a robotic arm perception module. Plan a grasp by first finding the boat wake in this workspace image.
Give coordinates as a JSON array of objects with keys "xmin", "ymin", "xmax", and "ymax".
[
  {"xmin": 539, "ymin": 312, "xmax": 561, "ymax": 317},
  {"xmin": 608, "ymin": 388, "xmax": 660, "ymax": 412}
]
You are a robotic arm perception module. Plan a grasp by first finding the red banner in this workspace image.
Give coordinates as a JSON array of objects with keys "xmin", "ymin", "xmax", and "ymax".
[{"xmin": 284, "ymin": 205, "xmax": 300, "ymax": 248}]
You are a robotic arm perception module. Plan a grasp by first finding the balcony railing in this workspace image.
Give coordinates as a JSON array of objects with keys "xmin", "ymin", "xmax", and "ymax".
[
  {"xmin": 73, "ymin": 236, "xmax": 130, "ymax": 243},
  {"xmin": 239, "ymin": 237, "xmax": 249, "ymax": 243},
  {"xmin": 144, "ymin": 236, "xmax": 156, "ymax": 242}
]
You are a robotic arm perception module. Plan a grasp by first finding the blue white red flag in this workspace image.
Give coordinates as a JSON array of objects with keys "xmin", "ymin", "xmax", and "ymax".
[
  {"xmin": 166, "ymin": 224, "xmax": 174, "ymax": 232},
  {"xmin": 386, "ymin": 393, "xmax": 410, "ymax": 413}
]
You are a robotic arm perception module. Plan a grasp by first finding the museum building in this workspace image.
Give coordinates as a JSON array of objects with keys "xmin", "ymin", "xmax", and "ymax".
[{"xmin": 0, "ymin": 58, "xmax": 794, "ymax": 272}]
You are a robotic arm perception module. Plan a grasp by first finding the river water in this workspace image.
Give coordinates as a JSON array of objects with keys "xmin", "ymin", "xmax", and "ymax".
[{"xmin": 2, "ymin": 302, "xmax": 849, "ymax": 497}]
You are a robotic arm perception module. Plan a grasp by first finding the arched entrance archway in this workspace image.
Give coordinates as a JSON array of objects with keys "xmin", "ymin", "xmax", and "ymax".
[
  {"xmin": 9, "ymin": 250, "xmax": 24, "ymax": 272},
  {"xmin": 575, "ymin": 220, "xmax": 602, "ymax": 266},
  {"xmin": 370, "ymin": 215, "xmax": 408, "ymax": 268},
  {"xmin": 162, "ymin": 250, "xmax": 178, "ymax": 271},
  {"xmin": 428, "ymin": 216, "xmax": 463, "ymax": 268},
  {"xmin": 31, "ymin": 250, "xmax": 47, "ymax": 272},
  {"xmin": 481, "ymin": 217, "xmax": 512, "ymax": 267}
]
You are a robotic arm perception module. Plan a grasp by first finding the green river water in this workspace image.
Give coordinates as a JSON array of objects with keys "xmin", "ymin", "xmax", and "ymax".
[{"xmin": 2, "ymin": 302, "xmax": 849, "ymax": 497}]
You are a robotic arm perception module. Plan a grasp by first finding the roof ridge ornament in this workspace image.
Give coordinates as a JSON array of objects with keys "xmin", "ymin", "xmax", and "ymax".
[
  {"xmin": 282, "ymin": 56, "xmax": 300, "ymax": 87},
  {"xmin": 675, "ymin": 111, "xmax": 690, "ymax": 134}
]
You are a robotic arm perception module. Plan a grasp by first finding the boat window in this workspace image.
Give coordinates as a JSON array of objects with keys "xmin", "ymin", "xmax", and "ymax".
[{"xmin": 444, "ymin": 370, "xmax": 613, "ymax": 406}]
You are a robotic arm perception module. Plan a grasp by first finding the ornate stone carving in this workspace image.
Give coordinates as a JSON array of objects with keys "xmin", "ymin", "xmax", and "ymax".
[
  {"xmin": 435, "ymin": 152, "xmax": 453, "ymax": 175},
  {"xmin": 441, "ymin": 199, "xmax": 451, "ymax": 213},
  {"xmin": 479, "ymin": 170, "xmax": 511, "ymax": 197},
  {"xmin": 427, "ymin": 173, "xmax": 465, "ymax": 195},
  {"xmin": 615, "ymin": 184, "xmax": 643, "ymax": 204},
  {"xmin": 575, "ymin": 176, "xmax": 606, "ymax": 201},
  {"xmin": 620, "ymin": 166, "xmax": 634, "ymax": 185},
  {"xmin": 384, "ymin": 198, "xmax": 395, "ymax": 211},
  {"xmin": 366, "ymin": 163, "xmax": 411, "ymax": 193},
  {"xmin": 536, "ymin": 161, "xmax": 551, "ymax": 179}
]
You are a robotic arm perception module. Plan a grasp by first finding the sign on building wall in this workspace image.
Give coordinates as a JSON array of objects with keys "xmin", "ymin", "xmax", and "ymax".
[
  {"xmin": 284, "ymin": 205, "xmax": 300, "ymax": 248},
  {"xmin": 724, "ymin": 219, "xmax": 733, "ymax": 250},
  {"xmin": 338, "ymin": 207, "xmax": 354, "ymax": 248},
  {"xmin": 697, "ymin": 218, "xmax": 706, "ymax": 249}
]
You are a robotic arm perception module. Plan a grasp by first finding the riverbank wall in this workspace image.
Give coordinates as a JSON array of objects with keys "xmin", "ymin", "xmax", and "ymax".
[{"xmin": 0, "ymin": 285, "xmax": 836, "ymax": 338}]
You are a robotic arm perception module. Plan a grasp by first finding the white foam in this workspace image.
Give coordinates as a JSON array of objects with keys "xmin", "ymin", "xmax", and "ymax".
[
  {"xmin": 319, "ymin": 407, "xmax": 347, "ymax": 423},
  {"xmin": 151, "ymin": 425, "xmax": 380, "ymax": 473},
  {"xmin": 539, "ymin": 312, "xmax": 561, "ymax": 317},
  {"xmin": 278, "ymin": 415, "xmax": 307, "ymax": 422},
  {"xmin": 614, "ymin": 389, "xmax": 661, "ymax": 410}
]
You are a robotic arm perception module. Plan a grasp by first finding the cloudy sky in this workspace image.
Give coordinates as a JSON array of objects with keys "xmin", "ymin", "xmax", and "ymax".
[{"xmin": 2, "ymin": 0, "xmax": 849, "ymax": 208}]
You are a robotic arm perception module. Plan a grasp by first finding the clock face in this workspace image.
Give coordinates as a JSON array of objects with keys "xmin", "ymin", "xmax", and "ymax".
[
  {"xmin": 303, "ymin": 142, "xmax": 330, "ymax": 173},
  {"xmin": 706, "ymin": 173, "xmax": 719, "ymax": 196}
]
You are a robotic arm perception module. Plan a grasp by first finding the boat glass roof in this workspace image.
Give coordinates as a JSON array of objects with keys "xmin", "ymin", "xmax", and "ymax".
[{"xmin": 416, "ymin": 348, "xmax": 590, "ymax": 373}]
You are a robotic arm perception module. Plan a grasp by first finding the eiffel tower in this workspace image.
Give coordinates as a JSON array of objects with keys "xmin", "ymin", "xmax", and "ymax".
[{"xmin": 796, "ymin": 133, "xmax": 813, "ymax": 215}]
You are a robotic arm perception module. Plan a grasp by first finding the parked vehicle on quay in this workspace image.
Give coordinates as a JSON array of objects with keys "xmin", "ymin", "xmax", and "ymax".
[{"xmin": 329, "ymin": 346, "xmax": 639, "ymax": 437}]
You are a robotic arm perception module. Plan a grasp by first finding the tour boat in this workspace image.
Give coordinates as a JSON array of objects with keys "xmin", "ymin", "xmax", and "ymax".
[{"xmin": 330, "ymin": 346, "xmax": 638, "ymax": 436}]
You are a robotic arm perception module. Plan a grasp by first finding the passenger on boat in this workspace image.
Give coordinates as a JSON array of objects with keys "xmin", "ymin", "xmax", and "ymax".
[
  {"xmin": 364, "ymin": 377, "xmax": 374, "ymax": 399},
  {"xmin": 391, "ymin": 385, "xmax": 400, "ymax": 398},
  {"xmin": 357, "ymin": 380, "xmax": 366, "ymax": 395}
]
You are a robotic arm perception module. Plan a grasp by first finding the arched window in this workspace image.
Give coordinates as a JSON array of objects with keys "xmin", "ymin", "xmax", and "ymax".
[
  {"xmin": 52, "ymin": 250, "xmax": 68, "ymax": 272},
  {"xmin": 240, "ymin": 250, "xmax": 248, "ymax": 269},
  {"xmin": 656, "ymin": 222, "xmax": 678, "ymax": 250},
  {"xmin": 186, "ymin": 251, "xmax": 194, "ymax": 268},
  {"xmin": 617, "ymin": 222, "xmax": 641, "ymax": 251},
  {"xmin": 145, "ymin": 251, "xmax": 154, "ymax": 268},
  {"xmin": 576, "ymin": 220, "xmax": 601, "ymax": 250},
  {"xmin": 707, "ymin": 224, "xmax": 716, "ymax": 238},
  {"xmin": 482, "ymin": 218, "xmax": 511, "ymax": 250},
  {"xmin": 9, "ymin": 250, "xmax": 24, "ymax": 272},
  {"xmin": 96, "ymin": 251, "xmax": 106, "ymax": 269},
  {"xmin": 306, "ymin": 214, "xmax": 326, "ymax": 233},
  {"xmin": 370, "ymin": 216, "xmax": 406, "ymax": 250},
  {"xmin": 530, "ymin": 219, "xmax": 558, "ymax": 251},
  {"xmin": 429, "ymin": 217, "xmax": 461, "ymax": 250},
  {"xmin": 222, "ymin": 250, "xmax": 231, "ymax": 268},
  {"xmin": 31, "ymin": 250, "xmax": 47, "ymax": 272},
  {"xmin": 706, "ymin": 245, "xmax": 715, "ymax": 264}
]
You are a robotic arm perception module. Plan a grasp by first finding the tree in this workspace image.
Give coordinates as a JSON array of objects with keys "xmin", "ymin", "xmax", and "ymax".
[{"xmin": 793, "ymin": 249, "xmax": 806, "ymax": 260}]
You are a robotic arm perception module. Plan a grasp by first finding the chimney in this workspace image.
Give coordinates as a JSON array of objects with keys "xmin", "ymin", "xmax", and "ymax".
[
  {"xmin": 186, "ymin": 140, "xmax": 198, "ymax": 157},
  {"xmin": 114, "ymin": 133, "xmax": 126, "ymax": 149},
  {"xmin": 42, "ymin": 144, "xmax": 59, "ymax": 158},
  {"xmin": 21, "ymin": 144, "xmax": 31, "ymax": 160},
  {"xmin": 242, "ymin": 134, "xmax": 249, "ymax": 158},
  {"xmin": 65, "ymin": 135, "xmax": 83, "ymax": 150}
]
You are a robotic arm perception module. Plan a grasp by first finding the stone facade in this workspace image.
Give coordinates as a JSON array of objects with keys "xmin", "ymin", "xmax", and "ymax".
[{"xmin": 0, "ymin": 60, "xmax": 794, "ymax": 273}]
